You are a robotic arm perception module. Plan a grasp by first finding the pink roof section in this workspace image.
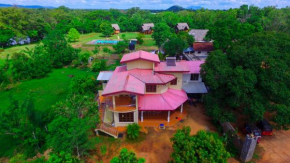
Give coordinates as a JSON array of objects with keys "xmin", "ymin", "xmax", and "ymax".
[
  {"xmin": 129, "ymin": 69, "xmax": 175, "ymax": 84},
  {"xmin": 182, "ymin": 60, "xmax": 205, "ymax": 74},
  {"xmin": 138, "ymin": 89, "xmax": 188, "ymax": 111},
  {"xmin": 102, "ymin": 66, "xmax": 145, "ymax": 96},
  {"xmin": 120, "ymin": 50, "xmax": 160, "ymax": 63},
  {"xmin": 154, "ymin": 61, "xmax": 190, "ymax": 72}
]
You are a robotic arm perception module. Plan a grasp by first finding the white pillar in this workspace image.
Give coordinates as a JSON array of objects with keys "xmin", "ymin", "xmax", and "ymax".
[
  {"xmin": 112, "ymin": 96, "xmax": 116, "ymax": 109},
  {"xmin": 141, "ymin": 111, "xmax": 144, "ymax": 122},
  {"xmin": 180, "ymin": 104, "xmax": 183, "ymax": 113},
  {"xmin": 167, "ymin": 111, "xmax": 170, "ymax": 122}
]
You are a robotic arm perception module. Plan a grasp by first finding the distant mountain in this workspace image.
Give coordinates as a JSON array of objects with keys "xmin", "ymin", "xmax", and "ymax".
[
  {"xmin": 186, "ymin": 6, "xmax": 202, "ymax": 10},
  {"xmin": 166, "ymin": 5, "xmax": 185, "ymax": 11},
  {"xmin": 0, "ymin": 3, "xmax": 55, "ymax": 9}
]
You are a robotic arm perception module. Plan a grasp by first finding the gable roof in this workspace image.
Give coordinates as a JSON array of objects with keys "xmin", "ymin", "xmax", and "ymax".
[
  {"xmin": 102, "ymin": 66, "xmax": 145, "ymax": 96},
  {"xmin": 176, "ymin": 23, "xmax": 189, "ymax": 30},
  {"xmin": 129, "ymin": 69, "xmax": 175, "ymax": 84},
  {"xmin": 189, "ymin": 29, "xmax": 209, "ymax": 42},
  {"xmin": 111, "ymin": 24, "xmax": 120, "ymax": 31},
  {"xmin": 182, "ymin": 60, "xmax": 205, "ymax": 74},
  {"xmin": 120, "ymin": 50, "xmax": 160, "ymax": 63},
  {"xmin": 142, "ymin": 23, "xmax": 154, "ymax": 31},
  {"xmin": 193, "ymin": 42, "xmax": 214, "ymax": 52}
]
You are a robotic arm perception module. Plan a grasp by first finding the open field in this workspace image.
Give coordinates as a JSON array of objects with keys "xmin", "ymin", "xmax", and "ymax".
[{"xmin": 0, "ymin": 32, "xmax": 157, "ymax": 67}]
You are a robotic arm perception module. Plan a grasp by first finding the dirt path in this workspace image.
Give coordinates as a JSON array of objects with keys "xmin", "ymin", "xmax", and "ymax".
[{"xmin": 88, "ymin": 103, "xmax": 216, "ymax": 163}]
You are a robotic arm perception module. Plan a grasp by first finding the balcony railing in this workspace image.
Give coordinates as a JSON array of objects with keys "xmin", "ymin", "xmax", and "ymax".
[{"xmin": 105, "ymin": 96, "xmax": 136, "ymax": 112}]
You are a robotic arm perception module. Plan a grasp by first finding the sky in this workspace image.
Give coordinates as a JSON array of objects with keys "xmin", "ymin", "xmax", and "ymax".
[{"xmin": 1, "ymin": 0, "xmax": 290, "ymax": 9}]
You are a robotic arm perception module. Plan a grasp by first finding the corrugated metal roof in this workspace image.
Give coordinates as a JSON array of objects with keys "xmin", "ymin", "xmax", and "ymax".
[
  {"xmin": 138, "ymin": 88, "xmax": 188, "ymax": 111},
  {"xmin": 182, "ymin": 60, "xmax": 204, "ymax": 74},
  {"xmin": 97, "ymin": 71, "xmax": 114, "ymax": 81},
  {"xmin": 120, "ymin": 50, "xmax": 160, "ymax": 63},
  {"xmin": 154, "ymin": 61, "xmax": 190, "ymax": 72},
  {"xmin": 129, "ymin": 69, "xmax": 175, "ymax": 84},
  {"xmin": 189, "ymin": 29, "xmax": 209, "ymax": 42},
  {"xmin": 177, "ymin": 23, "xmax": 189, "ymax": 30},
  {"xmin": 182, "ymin": 82, "xmax": 208, "ymax": 94},
  {"xmin": 111, "ymin": 24, "xmax": 120, "ymax": 30}
]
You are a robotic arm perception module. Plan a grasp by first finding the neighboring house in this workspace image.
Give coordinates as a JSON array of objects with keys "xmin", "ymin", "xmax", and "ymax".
[
  {"xmin": 96, "ymin": 50, "xmax": 207, "ymax": 138},
  {"xmin": 189, "ymin": 29, "xmax": 209, "ymax": 42},
  {"xmin": 187, "ymin": 29, "xmax": 214, "ymax": 60},
  {"xmin": 193, "ymin": 42, "xmax": 214, "ymax": 56},
  {"xmin": 141, "ymin": 23, "xmax": 154, "ymax": 34},
  {"xmin": 176, "ymin": 23, "xmax": 189, "ymax": 33},
  {"xmin": 111, "ymin": 24, "xmax": 120, "ymax": 34}
]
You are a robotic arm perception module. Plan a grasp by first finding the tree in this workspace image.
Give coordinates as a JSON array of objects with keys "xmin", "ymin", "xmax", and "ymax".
[
  {"xmin": 100, "ymin": 22, "xmax": 114, "ymax": 37},
  {"xmin": 177, "ymin": 31, "xmax": 194, "ymax": 47},
  {"xmin": 136, "ymin": 33, "xmax": 145, "ymax": 45},
  {"xmin": 110, "ymin": 148, "xmax": 145, "ymax": 163},
  {"xmin": 78, "ymin": 51, "xmax": 91, "ymax": 65},
  {"xmin": 47, "ymin": 151, "xmax": 80, "ymax": 163},
  {"xmin": 43, "ymin": 29, "xmax": 80, "ymax": 68},
  {"xmin": 0, "ymin": 96, "xmax": 47, "ymax": 156},
  {"xmin": 67, "ymin": 28, "xmax": 80, "ymax": 42},
  {"xmin": 113, "ymin": 41, "xmax": 128, "ymax": 54},
  {"xmin": 152, "ymin": 23, "xmax": 172, "ymax": 48},
  {"xmin": 201, "ymin": 32, "xmax": 290, "ymax": 129},
  {"xmin": 126, "ymin": 123, "xmax": 141, "ymax": 140},
  {"xmin": 0, "ymin": 66, "xmax": 9, "ymax": 90},
  {"xmin": 70, "ymin": 75, "xmax": 97, "ymax": 95},
  {"xmin": 170, "ymin": 127, "xmax": 230, "ymax": 163},
  {"xmin": 0, "ymin": 28, "xmax": 14, "ymax": 48},
  {"xmin": 163, "ymin": 35, "xmax": 187, "ymax": 57},
  {"xmin": 47, "ymin": 94, "xmax": 100, "ymax": 158},
  {"xmin": 91, "ymin": 59, "xmax": 107, "ymax": 72}
]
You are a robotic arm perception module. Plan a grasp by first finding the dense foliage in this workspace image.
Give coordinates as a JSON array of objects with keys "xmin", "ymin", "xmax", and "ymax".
[
  {"xmin": 70, "ymin": 75, "xmax": 98, "ymax": 95},
  {"xmin": 126, "ymin": 123, "xmax": 141, "ymax": 140},
  {"xmin": 110, "ymin": 148, "xmax": 145, "ymax": 163},
  {"xmin": 67, "ymin": 28, "xmax": 80, "ymax": 42},
  {"xmin": 170, "ymin": 127, "xmax": 230, "ymax": 163},
  {"xmin": 201, "ymin": 32, "xmax": 290, "ymax": 129}
]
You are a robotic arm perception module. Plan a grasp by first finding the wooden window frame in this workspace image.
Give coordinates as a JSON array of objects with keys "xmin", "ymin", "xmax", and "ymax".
[
  {"xmin": 170, "ymin": 78, "xmax": 177, "ymax": 85},
  {"xmin": 146, "ymin": 85, "xmax": 157, "ymax": 92},
  {"xmin": 190, "ymin": 74, "xmax": 199, "ymax": 81},
  {"xmin": 119, "ymin": 112, "xmax": 134, "ymax": 122}
]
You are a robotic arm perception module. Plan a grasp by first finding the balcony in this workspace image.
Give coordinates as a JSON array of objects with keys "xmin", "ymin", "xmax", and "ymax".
[{"xmin": 105, "ymin": 95, "xmax": 137, "ymax": 112}]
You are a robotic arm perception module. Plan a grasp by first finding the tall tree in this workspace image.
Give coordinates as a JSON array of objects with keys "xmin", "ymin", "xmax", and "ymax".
[
  {"xmin": 170, "ymin": 127, "xmax": 230, "ymax": 163},
  {"xmin": 100, "ymin": 22, "xmax": 114, "ymax": 37},
  {"xmin": 202, "ymin": 32, "xmax": 290, "ymax": 129},
  {"xmin": 67, "ymin": 28, "xmax": 80, "ymax": 42},
  {"xmin": 152, "ymin": 23, "xmax": 172, "ymax": 49}
]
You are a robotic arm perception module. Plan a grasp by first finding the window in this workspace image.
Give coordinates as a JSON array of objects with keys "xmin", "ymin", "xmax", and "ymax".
[
  {"xmin": 190, "ymin": 74, "xmax": 199, "ymax": 81},
  {"xmin": 146, "ymin": 85, "xmax": 157, "ymax": 92},
  {"xmin": 198, "ymin": 51, "xmax": 201, "ymax": 54},
  {"xmin": 119, "ymin": 112, "xmax": 134, "ymax": 122},
  {"xmin": 170, "ymin": 78, "xmax": 177, "ymax": 85}
]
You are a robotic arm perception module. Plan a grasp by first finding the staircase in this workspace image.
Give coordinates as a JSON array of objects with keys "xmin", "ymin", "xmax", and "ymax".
[{"xmin": 95, "ymin": 123, "xmax": 118, "ymax": 138}]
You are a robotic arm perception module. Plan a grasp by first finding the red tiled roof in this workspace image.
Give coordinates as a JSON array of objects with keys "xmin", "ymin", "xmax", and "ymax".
[
  {"xmin": 193, "ymin": 42, "xmax": 214, "ymax": 52},
  {"xmin": 120, "ymin": 50, "xmax": 160, "ymax": 63},
  {"xmin": 138, "ymin": 89, "xmax": 188, "ymax": 111},
  {"xmin": 154, "ymin": 61, "xmax": 190, "ymax": 72},
  {"xmin": 129, "ymin": 69, "xmax": 175, "ymax": 84}
]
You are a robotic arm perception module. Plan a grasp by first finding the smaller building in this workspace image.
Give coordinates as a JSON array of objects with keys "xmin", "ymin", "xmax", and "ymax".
[
  {"xmin": 111, "ymin": 24, "xmax": 120, "ymax": 34},
  {"xmin": 193, "ymin": 42, "xmax": 214, "ymax": 56},
  {"xmin": 176, "ymin": 23, "xmax": 189, "ymax": 33},
  {"xmin": 189, "ymin": 29, "xmax": 209, "ymax": 42},
  {"xmin": 141, "ymin": 23, "xmax": 154, "ymax": 34}
]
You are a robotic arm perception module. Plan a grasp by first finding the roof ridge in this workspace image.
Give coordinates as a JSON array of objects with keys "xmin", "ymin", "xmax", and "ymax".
[
  {"xmin": 123, "ymin": 74, "xmax": 130, "ymax": 91},
  {"xmin": 128, "ymin": 71, "xmax": 146, "ymax": 84},
  {"xmin": 160, "ymin": 92, "xmax": 174, "ymax": 110}
]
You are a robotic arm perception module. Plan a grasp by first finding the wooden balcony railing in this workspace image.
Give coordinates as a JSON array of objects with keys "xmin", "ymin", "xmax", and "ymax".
[{"xmin": 96, "ymin": 123, "xmax": 118, "ymax": 138}]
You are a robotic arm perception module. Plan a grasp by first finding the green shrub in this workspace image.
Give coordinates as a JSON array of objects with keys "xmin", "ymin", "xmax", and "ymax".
[
  {"xmin": 91, "ymin": 59, "xmax": 107, "ymax": 72},
  {"xmin": 70, "ymin": 75, "xmax": 97, "ymax": 95},
  {"xmin": 110, "ymin": 148, "xmax": 145, "ymax": 163},
  {"xmin": 126, "ymin": 123, "xmax": 141, "ymax": 140}
]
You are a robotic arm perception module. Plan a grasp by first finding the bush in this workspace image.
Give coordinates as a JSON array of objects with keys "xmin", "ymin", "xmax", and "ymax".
[
  {"xmin": 67, "ymin": 28, "xmax": 80, "ymax": 42},
  {"xmin": 126, "ymin": 123, "xmax": 141, "ymax": 140},
  {"xmin": 70, "ymin": 75, "xmax": 97, "ymax": 95},
  {"xmin": 78, "ymin": 51, "xmax": 91, "ymax": 65},
  {"xmin": 110, "ymin": 148, "xmax": 145, "ymax": 163},
  {"xmin": 113, "ymin": 41, "xmax": 128, "ymax": 54},
  {"xmin": 91, "ymin": 59, "xmax": 107, "ymax": 72},
  {"xmin": 136, "ymin": 33, "xmax": 145, "ymax": 45}
]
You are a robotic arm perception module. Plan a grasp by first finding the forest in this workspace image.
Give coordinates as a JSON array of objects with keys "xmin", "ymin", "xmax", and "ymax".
[{"xmin": 0, "ymin": 4, "xmax": 290, "ymax": 163}]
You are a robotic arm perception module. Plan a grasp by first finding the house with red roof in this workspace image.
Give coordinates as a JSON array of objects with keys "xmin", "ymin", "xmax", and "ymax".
[{"xmin": 96, "ymin": 50, "xmax": 207, "ymax": 138}]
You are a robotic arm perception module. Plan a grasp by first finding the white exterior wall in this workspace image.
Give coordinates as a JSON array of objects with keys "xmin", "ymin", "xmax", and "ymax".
[
  {"xmin": 164, "ymin": 72, "xmax": 183, "ymax": 90},
  {"xmin": 183, "ymin": 73, "xmax": 202, "ymax": 82},
  {"xmin": 113, "ymin": 111, "xmax": 139, "ymax": 127}
]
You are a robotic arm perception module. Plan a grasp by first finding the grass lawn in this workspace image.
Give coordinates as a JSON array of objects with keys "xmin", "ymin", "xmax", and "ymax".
[{"xmin": 0, "ymin": 67, "xmax": 96, "ymax": 111}]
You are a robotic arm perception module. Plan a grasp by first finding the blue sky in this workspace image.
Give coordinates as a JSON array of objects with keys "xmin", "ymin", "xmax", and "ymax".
[{"xmin": 1, "ymin": 0, "xmax": 290, "ymax": 9}]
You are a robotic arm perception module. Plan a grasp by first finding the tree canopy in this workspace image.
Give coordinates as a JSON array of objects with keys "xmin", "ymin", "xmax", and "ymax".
[
  {"xmin": 110, "ymin": 148, "xmax": 145, "ymax": 163},
  {"xmin": 170, "ymin": 127, "xmax": 230, "ymax": 163},
  {"xmin": 67, "ymin": 28, "xmax": 80, "ymax": 42},
  {"xmin": 201, "ymin": 32, "xmax": 290, "ymax": 129}
]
